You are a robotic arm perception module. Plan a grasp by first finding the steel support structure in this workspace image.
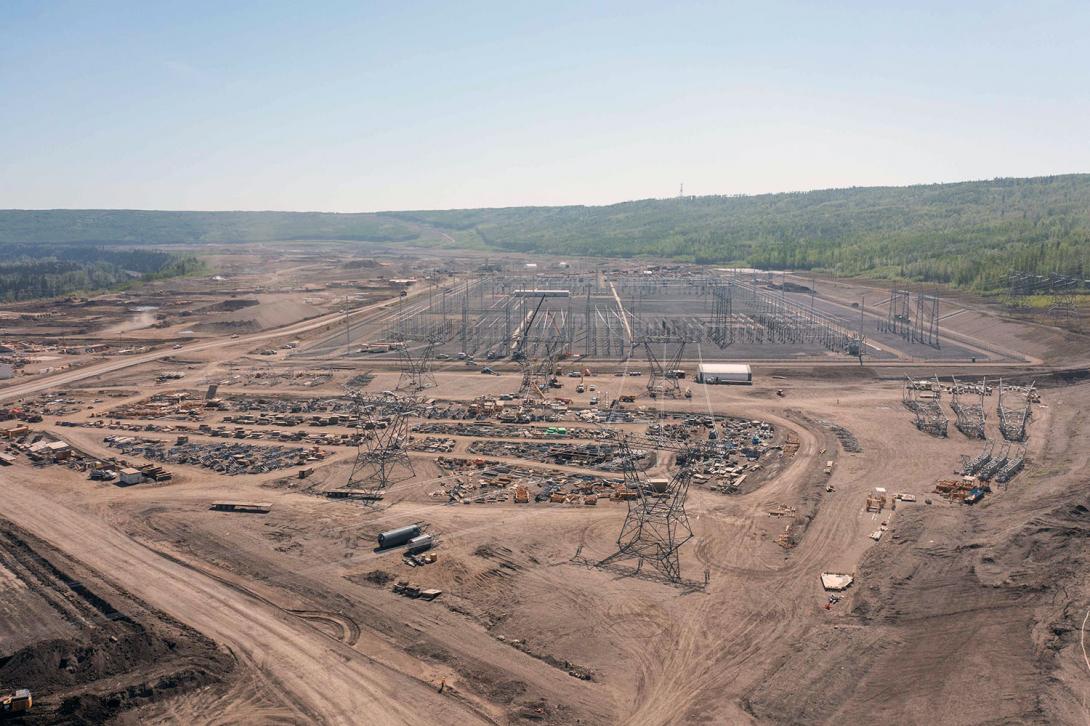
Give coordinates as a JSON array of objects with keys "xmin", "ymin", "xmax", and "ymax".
[
  {"xmin": 881, "ymin": 290, "xmax": 913, "ymax": 338},
  {"xmin": 597, "ymin": 433, "xmax": 700, "ymax": 583},
  {"xmin": 346, "ymin": 394, "xmax": 416, "ymax": 489},
  {"xmin": 395, "ymin": 338, "xmax": 438, "ymax": 392},
  {"xmin": 903, "ymin": 376, "xmax": 948, "ymax": 437},
  {"xmin": 997, "ymin": 379, "xmax": 1035, "ymax": 442},
  {"xmin": 950, "ymin": 376, "xmax": 986, "ymax": 439},
  {"xmin": 913, "ymin": 293, "xmax": 940, "ymax": 348}
]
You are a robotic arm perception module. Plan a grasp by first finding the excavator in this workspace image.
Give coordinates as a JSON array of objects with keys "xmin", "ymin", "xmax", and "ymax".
[{"xmin": 1, "ymin": 689, "xmax": 31, "ymax": 717}]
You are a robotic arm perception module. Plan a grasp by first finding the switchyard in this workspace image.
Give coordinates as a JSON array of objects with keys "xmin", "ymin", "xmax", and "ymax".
[{"xmin": 296, "ymin": 267, "xmax": 1007, "ymax": 366}]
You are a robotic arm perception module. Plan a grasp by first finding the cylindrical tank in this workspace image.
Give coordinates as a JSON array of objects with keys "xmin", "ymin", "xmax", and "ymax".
[
  {"xmin": 378, "ymin": 525, "xmax": 421, "ymax": 548},
  {"xmin": 406, "ymin": 534, "xmax": 434, "ymax": 552}
]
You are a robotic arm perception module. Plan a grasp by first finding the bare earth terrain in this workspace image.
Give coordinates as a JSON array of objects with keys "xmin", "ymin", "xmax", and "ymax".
[{"xmin": 0, "ymin": 248, "xmax": 1086, "ymax": 724}]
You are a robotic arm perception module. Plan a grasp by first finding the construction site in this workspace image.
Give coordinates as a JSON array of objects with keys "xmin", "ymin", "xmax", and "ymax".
[{"xmin": 1, "ymin": 244, "xmax": 1088, "ymax": 725}]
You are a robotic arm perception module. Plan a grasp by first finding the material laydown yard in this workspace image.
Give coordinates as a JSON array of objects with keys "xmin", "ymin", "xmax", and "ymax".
[{"xmin": 0, "ymin": 249, "xmax": 1088, "ymax": 725}]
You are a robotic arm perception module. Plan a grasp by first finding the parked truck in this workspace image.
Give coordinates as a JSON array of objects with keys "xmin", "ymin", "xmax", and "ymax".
[{"xmin": 1, "ymin": 689, "xmax": 31, "ymax": 716}]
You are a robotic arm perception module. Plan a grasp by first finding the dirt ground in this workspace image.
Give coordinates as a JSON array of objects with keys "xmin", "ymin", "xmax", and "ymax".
[{"xmin": 1, "ymin": 252, "xmax": 1088, "ymax": 725}]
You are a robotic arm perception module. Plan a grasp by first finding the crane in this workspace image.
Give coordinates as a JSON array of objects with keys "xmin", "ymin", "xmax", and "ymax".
[{"xmin": 511, "ymin": 293, "xmax": 548, "ymax": 361}]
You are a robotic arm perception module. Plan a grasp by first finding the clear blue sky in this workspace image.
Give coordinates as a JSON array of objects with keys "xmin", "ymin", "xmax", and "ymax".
[{"xmin": 2, "ymin": 1, "xmax": 1088, "ymax": 212}]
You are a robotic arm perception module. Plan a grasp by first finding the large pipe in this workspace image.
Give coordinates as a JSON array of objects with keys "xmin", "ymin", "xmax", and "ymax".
[{"xmin": 377, "ymin": 524, "xmax": 421, "ymax": 548}]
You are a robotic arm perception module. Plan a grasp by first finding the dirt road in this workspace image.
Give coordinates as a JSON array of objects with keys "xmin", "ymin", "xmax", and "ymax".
[
  {"xmin": 0, "ymin": 282, "xmax": 435, "ymax": 404},
  {"xmin": 0, "ymin": 469, "xmax": 489, "ymax": 725}
]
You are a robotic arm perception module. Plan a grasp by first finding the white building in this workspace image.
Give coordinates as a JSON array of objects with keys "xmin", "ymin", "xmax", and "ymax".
[
  {"xmin": 696, "ymin": 363, "xmax": 752, "ymax": 385},
  {"xmin": 0, "ymin": 363, "xmax": 12, "ymax": 380}
]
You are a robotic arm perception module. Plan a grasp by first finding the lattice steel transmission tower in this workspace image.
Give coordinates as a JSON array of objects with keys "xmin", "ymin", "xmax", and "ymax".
[
  {"xmin": 597, "ymin": 434, "xmax": 698, "ymax": 583},
  {"xmin": 346, "ymin": 394, "xmax": 416, "ymax": 489},
  {"xmin": 642, "ymin": 339, "xmax": 686, "ymax": 398},
  {"xmin": 396, "ymin": 337, "xmax": 438, "ymax": 392}
]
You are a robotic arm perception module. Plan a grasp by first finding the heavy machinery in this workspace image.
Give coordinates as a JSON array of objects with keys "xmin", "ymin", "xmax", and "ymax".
[
  {"xmin": 1, "ymin": 689, "xmax": 32, "ymax": 716},
  {"xmin": 511, "ymin": 292, "xmax": 549, "ymax": 361}
]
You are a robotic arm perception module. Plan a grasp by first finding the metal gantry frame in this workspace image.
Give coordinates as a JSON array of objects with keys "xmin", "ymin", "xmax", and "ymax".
[
  {"xmin": 950, "ymin": 376, "xmax": 986, "ymax": 439},
  {"xmin": 903, "ymin": 376, "xmax": 949, "ymax": 437},
  {"xmin": 882, "ymin": 290, "xmax": 913, "ymax": 337},
  {"xmin": 1006, "ymin": 271, "xmax": 1087, "ymax": 318},
  {"xmin": 914, "ymin": 293, "xmax": 940, "ymax": 347},
  {"xmin": 997, "ymin": 379, "xmax": 1035, "ymax": 442}
]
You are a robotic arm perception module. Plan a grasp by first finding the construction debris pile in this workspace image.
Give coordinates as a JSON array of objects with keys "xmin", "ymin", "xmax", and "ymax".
[
  {"xmin": 1, "ymin": 429, "xmax": 169, "ymax": 483},
  {"xmin": 466, "ymin": 440, "xmax": 637, "ymax": 471},
  {"xmin": 650, "ymin": 416, "xmax": 780, "ymax": 493},
  {"xmin": 2, "ymin": 394, "xmax": 84, "ymax": 421},
  {"xmin": 419, "ymin": 397, "xmax": 563, "ymax": 423},
  {"xmin": 391, "ymin": 581, "xmax": 442, "ymax": 600},
  {"xmin": 219, "ymin": 393, "xmax": 360, "ymax": 416},
  {"xmin": 103, "ymin": 392, "xmax": 206, "ymax": 421},
  {"xmin": 408, "ymin": 437, "xmax": 456, "ymax": 453},
  {"xmin": 103, "ymin": 436, "xmax": 329, "ymax": 475},
  {"xmin": 220, "ymin": 367, "xmax": 335, "ymax": 388},
  {"xmin": 431, "ymin": 457, "xmax": 622, "ymax": 504},
  {"xmin": 59, "ymin": 419, "xmax": 361, "ymax": 447},
  {"xmin": 412, "ymin": 421, "xmax": 610, "ymax": 441}
]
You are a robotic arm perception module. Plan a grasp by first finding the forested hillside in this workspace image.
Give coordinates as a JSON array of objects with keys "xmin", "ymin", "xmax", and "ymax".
[
  {"xmin": 0, "ymin": 246, "xmax": 204, "ymax": 302},
  {"xmin": 389, "ymin": 175, "xmax": 1090, "ymax": 291},
  {"xmin": 4, "ymin": 174, "xmax": 1089, "ymax": 293}
]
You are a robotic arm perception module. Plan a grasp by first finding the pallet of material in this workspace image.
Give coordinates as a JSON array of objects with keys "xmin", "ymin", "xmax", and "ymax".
[
  {"xmin": 325, "ymin": 489, "xmax": 384, "ymax": 501},
  {"xmin": 210, "ymin": 501, "xmax": 273, "ymax": 513},
  {"xmin": 820, "ymin": 572, "xmax": 854, "ymax": 591}
]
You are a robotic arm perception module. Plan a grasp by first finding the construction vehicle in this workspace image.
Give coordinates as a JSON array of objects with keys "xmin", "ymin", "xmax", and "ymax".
[
  {"xmin": 1, "ymin": 689, "xmax": 32, "ymax": 715},
  {"xmin": 511, "ymin": 292, "xmax": 549, "ymax": 361}
]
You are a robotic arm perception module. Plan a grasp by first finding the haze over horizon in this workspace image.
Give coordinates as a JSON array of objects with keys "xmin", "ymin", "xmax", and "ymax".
[{"xmin": 4, "ymin": 1, "xmax": 1089, "ymax": 212}]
